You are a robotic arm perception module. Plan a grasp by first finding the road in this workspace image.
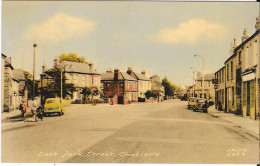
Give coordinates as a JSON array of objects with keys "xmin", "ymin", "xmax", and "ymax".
[{"xmin": 1, "ymin": 99, "xmax": 259, "ymax": 163}]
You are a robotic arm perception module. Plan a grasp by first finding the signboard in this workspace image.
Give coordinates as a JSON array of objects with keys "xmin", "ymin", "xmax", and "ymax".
[{"xmin": 212, "ymin": 79, "xmax": 218, "ymax": 84}]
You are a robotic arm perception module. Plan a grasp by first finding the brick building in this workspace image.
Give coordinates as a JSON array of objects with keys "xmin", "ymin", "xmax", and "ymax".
[{"xmin": 101, "ymin": 69, "xmax": 138, "ymax": 104}]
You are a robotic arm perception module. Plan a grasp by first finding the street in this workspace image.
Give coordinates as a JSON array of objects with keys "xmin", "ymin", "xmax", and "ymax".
[{"xmin": 1, "ymin": 99, "xmax": 259, "ymax": 164}]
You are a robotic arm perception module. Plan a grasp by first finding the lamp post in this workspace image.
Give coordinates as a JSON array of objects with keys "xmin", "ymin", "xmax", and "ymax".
[
  {"xmin": 194, "ymin": 54, "xmax": 205, "ymax": 99},
  {"xmin": 33, "ymin": 43, "xmax": 38, "ymax": 99},
  {"xmin": 61, "ymin": 64, "xmax": 71, "ymax": 103},
  {"xmin": 190, "ymin": 67, "xmax": 198, "ymax": 98}
]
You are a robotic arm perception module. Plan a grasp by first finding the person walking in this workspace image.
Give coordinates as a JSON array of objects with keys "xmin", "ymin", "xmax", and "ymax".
[{"xmin": 31, "ymin": 97, "xmax": 38, "ymax": 122}]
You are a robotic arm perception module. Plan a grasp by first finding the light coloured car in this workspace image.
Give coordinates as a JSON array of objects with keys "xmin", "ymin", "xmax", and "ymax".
[
  {"xmin": 187, "ymin": 97, "xmax": 196, "ymax": 109},
  {"xmin": 44, "ymin": 98, "xmax": 65, "ymax": 116}
]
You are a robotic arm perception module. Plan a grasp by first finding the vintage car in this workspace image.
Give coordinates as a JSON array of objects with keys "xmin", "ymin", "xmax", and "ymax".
[
  {"xmin": 187, "ymin": 97, "xmax": 196, "ymax": 109},
  {"xmin": 44, "ymin": 98, "xmax": 65, "ymax": 116},
  {"xmin": 193, "ymin": 98, "xmax": 208, "ymax": 113}
]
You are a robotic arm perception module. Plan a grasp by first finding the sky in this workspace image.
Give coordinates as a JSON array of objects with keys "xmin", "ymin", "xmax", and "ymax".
[{"xmin": 1, "ymin": 1, "xmax": 259, "ymax": 86}]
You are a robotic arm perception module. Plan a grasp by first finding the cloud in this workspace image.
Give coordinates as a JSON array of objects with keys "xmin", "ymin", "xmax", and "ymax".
[
  {"xmin": 150, "ymin": 18, "xmax": 228, "ymax": 45},
  {"xmin": 23, "ymin": 13, "xmax": 96, "ymax": 43}
]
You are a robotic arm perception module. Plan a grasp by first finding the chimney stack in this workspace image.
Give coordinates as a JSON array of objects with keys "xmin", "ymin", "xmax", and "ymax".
[
  {"xmin": 114, "ymin": 69, "xmax": 120, "ymax": 81},
  {"xmin": 127, "ymin": 67, "xmax": 134, "ymax": 76},
  {"xmin": 141, "ymin": 70, "xmax": 146, "ymax": 76},
  {"xmin": 230, "ymin": 42, "xmax": 234, "ymax": 56},
  {"xmin": 89, "ymin": 63, "xmax": 94, "ymax": 72},
  {"xmin": 234, "ymin": 38, "xmax": 238, "ymax": 47},
  {"xmin": 54, "ymin": 58, "xmax": 59, "ymax": 67},
  {"xmin": 242, "ymin": 28, "xmax": 249, "ymax": 42},
  {"xmin": 255, "ymin": 16, "xmax": 260, "ymax": 31}
]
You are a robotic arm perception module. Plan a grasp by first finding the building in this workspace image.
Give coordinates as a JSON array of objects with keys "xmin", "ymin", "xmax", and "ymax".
[
  {"xmin": 101, "ymin": 69, "xmax": 138, "ymax": 104},
  {"xmin": 60, "ymin": 60, "xmax": 101, "ymax": 101},
  {"xmin": 194, "ymin": 73, "xmax": 215, "ymax": 100},
  {"xmin": 41, "ymin": 58, "xmax": 101, "ymax": 102},
  {"xmin": 1, "ymin": 54, "xmax": 20, "ymax": 112},
  {"xmin": 215, "ymin": 66, "xmax": 226, "ymax": 111},
  {"xmin": 214, "ymin": 17, "xmax": 260, "ymax": 120},
  {"xmin": 126, "ymin": 67, "xmax": 151, "ymax": 99},
  {"xmin": 150, "ymin": 75, "xmax": 165, "ymax": 102}
]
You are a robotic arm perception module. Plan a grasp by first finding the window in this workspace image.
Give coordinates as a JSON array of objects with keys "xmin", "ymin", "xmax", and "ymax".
[
  {"xmin": 133, "ymin": 82, "xmax": 136, "ymax": 90},
  {"xmin": 231, "ymin": 61, "xmax": 233, "ymax": 80},
  {"xmin": 238, "ymin": 51, "xmax": 241, "ymax": 64},
  {"xmin": 201, "ymin": 81, "xmax": 202, "ymax": 87},
  {"xmin": 232, "ymin": 87, "xmax": 234, "ymax": 106},
  {"xmin": 82, "ymin": 76, "xmax": 86, "ymax": 86},
  {"xmin": 227, "ymin": 64, "xmax": 229, "ymax": 81},
  {"xmin": 208, "ymin": 81, "xmax": 210, "ymax": 87},
  {"xmin": 91, "ymin": 77, "xmax": 94, "ymax": 85},
  {"xmin": 73, "ymin": 75, "xmax": 78, "ymax": 84},
  {"xmin": 127, "ymin": 82, "xmax": 130, "ymax": 89}
]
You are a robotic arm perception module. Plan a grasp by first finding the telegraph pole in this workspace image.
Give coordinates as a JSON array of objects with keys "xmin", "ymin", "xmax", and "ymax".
[{"xmin": 33, "ymin": 43, "xmax": 38, "ymax": 99}]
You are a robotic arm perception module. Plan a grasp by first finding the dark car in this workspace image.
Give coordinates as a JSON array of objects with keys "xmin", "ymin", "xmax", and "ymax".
[{"xmin": 193, "ymin": 98, "xmax": 208, "ymax": 113}]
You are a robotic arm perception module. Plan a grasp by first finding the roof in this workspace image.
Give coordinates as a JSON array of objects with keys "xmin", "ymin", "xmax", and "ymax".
[
  {"xmin": 101, "ymin": 72, "xmax": 137, "ymax": 81},
  {"xmin": 133, "ymin": 72, "xmax": 150, "ymax": 81},
  {"xmin": 13, "ymin": 69, "xmax": 25, "ymax": 80},
  {"xmin": 215, "ymin": 66, "xmax": 225, "ymax": 74},
  {"xmin": 60, "ymin": 61, "xmax": 99, "ymax": 75},
  {"xmin": 197, "ymin": 73, "xmax": 215, "ymax": 81},
  {"xmin": 225, "ymin": 29, "xmax": 260, "ymax": 64}
]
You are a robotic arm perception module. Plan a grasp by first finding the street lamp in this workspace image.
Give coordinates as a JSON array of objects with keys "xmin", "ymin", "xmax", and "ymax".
[
  {"xmin": 33, "ymin": 43, "xmax": 38, "ymax": 99},
  {"xmin": 190, "ymin": 67, "xmax": 198, "ymax": 98},
  {"xmin": 61, "ymin": 64, "xmax": 71, "ymax": 102},
  {"xmin": 194, "ymin": 54, "xmax": 205, "ymax": 99}
]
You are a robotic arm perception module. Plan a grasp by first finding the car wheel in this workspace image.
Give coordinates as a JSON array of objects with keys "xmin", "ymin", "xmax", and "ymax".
[{"xmin": 59, "ymin": 112, "xmax": 62, "ymax": 116}]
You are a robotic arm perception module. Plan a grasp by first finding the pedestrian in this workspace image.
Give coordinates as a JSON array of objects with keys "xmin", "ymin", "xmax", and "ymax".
[
  {"xmin": 21, "ymin": 96, "xmax": 28, "ymax": 117},
  {"xmin": 31, "ymin": 97, "xmax": 38, "ymax": 122}
]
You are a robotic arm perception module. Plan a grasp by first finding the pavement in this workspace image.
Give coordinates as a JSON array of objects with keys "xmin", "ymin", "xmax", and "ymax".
[{"xmin": 208, "ymin": 106, "xmax": 259, "ymax": 139}]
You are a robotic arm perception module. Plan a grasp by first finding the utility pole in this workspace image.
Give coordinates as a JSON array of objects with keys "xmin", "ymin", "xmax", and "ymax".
[{"xmin": 33, "ymin": 43, "xmax": 38, "ymax": 99}]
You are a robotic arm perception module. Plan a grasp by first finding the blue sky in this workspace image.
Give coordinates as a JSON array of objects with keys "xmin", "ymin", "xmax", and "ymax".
[{"xmin": 1, "ymin": 1, "xmax": 259, "ymax": 86}]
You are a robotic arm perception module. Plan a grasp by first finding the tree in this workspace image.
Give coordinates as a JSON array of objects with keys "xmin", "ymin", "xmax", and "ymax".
[
  {"xmin": 145, "ymin": 90, "xmax": 156, "ymax": 99},
  {"xmin": 24, "ymin": 70, "xmax": 37, "ymax": 98},
  {"xmin": 42, "ymin": 65, "xmax": 76, "ymax": 99},
  {"xmin": 59, "ymin": 53, "xmax": 86, "ymax": 63},
  {"xmin": 162, "ymin": 77, "xmax": 175, "ymax": 99},
  {"xmin": 80, "ymin": 87, "xmax": 92, "ymax": 102}
]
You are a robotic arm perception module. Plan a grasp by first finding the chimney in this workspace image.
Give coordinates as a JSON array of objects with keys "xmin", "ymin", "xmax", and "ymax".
[
  {"xmin": 141, "ymin": 70, "xmax": 146, "ymax": 76},
  {"xmin": 230, "ymin": 42, "xmax": 234, "ymax": 56},
  {"xmin": 234, "ymin": 38, "xmax": 238, "ymax": 48},
  {"xmin": 242, "ymin": 28, "xmax": 249, "ymax": 42},
  {"xmin": 106, "ymin": 69, "xmax": 113, "ymax": 73},
  {"xmin": 127, "ymin": 67, "xmax": 134, "ymax": 76},
  {"xmin": 197, "ymin": 72, "xmax": 202, "ymax": 78},
  {"xmin": 256, "ymin": 16, "xmax": 260, "ymax": 31},
  {"xmin": 89, "ymin": 63, "xmax": 94, "ymax": 72},
  {"xmin": 114, "ymin": 69, "xmax": 120, "ymax": 81}
]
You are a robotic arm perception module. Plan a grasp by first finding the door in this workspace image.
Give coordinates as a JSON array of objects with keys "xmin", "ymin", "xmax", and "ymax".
[
  {"xmin": 247, "ymin": 82, "xmax": 250, "ymax": 116},
  {"xmin": 118, "ymin": 96, "xmax": 124, "ymax": 104}
]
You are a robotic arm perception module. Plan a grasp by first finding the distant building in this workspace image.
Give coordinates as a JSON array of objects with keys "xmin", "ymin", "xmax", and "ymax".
[
  {"xmin": 101, "ymin": 69, "xmax": 138, "ymax": 104},
  {"xmin": 13, "ymin": 69, "xmax": 28, "ymax": 98},
  {"xmin": 150, "ymin": 75, "xmax": 165, "ymax": 102},
  {"xmin": 195, "ymin": 73, "xmax": 215, "ymax": 100},
  {"xmin": 215, "ymin": 66, "xmax": 225, "ymax": 111}
]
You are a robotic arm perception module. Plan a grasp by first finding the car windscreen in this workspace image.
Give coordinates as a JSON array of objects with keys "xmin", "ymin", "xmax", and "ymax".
[
  {"xmin": 198, "ymin": 99, "xmax": 205, "ymax": 103},
  {"xmin": 46, "ymin": 99, "xmax": 60, "ymax": 104}
]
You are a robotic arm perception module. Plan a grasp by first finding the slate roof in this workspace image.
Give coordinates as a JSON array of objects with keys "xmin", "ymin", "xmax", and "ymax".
[
  {"xmin": 197, "ymin": 73, "xmax": 215, "ymax": 81},
  {"xmin": 101, "ymin": 72, "xmax": 137, "ymax": 81},
  {"xmin": 133, "ymin": 72, "xmax": 150, "ymax": 81},
  {"xmin": 13, "ymin": 69, "xmax": 25, "ymax": 80},
  {"xmin": 60, "ymin": 61, "xmax": 99, "ymax": 75}
]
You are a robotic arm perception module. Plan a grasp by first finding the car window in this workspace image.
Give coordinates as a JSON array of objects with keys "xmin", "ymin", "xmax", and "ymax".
[{"xmin": 46, "ymin": 99, "xmax": 60, "ymax": 104}]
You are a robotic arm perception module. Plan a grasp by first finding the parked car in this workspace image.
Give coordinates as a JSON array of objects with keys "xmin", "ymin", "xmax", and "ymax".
[
  {"xmin": 193, "ymin": 98, "xmax": 208, "ymax": 113},
  {"xmin": 44, "ymin": 98, "xmax": 65, "ymax": 116},
  {"xmin": 187, "ymin": 97, "xmax": 196, "ymax": 109},
  {"xmin": 180, "ymin": 94, "xmax": 187, "ymax": 101}
]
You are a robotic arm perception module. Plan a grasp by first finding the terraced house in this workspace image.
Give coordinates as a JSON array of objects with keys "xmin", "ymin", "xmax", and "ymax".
[
  {"xmin": 101, "ymin": 69, "xmax": 138, "ymax": 104},
  {"xmin": 215, "ymin": 17, "xmax": 260, "ymax": 120}
]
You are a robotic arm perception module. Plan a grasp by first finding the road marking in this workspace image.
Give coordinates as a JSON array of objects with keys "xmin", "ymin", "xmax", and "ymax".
[
  {"xmin": 135, "ymin": 118, "xmax": 229, "ymax": 125},
  {"xmin": 116, "ymin": 137, "xmax": 236, "ymax": 146}
]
